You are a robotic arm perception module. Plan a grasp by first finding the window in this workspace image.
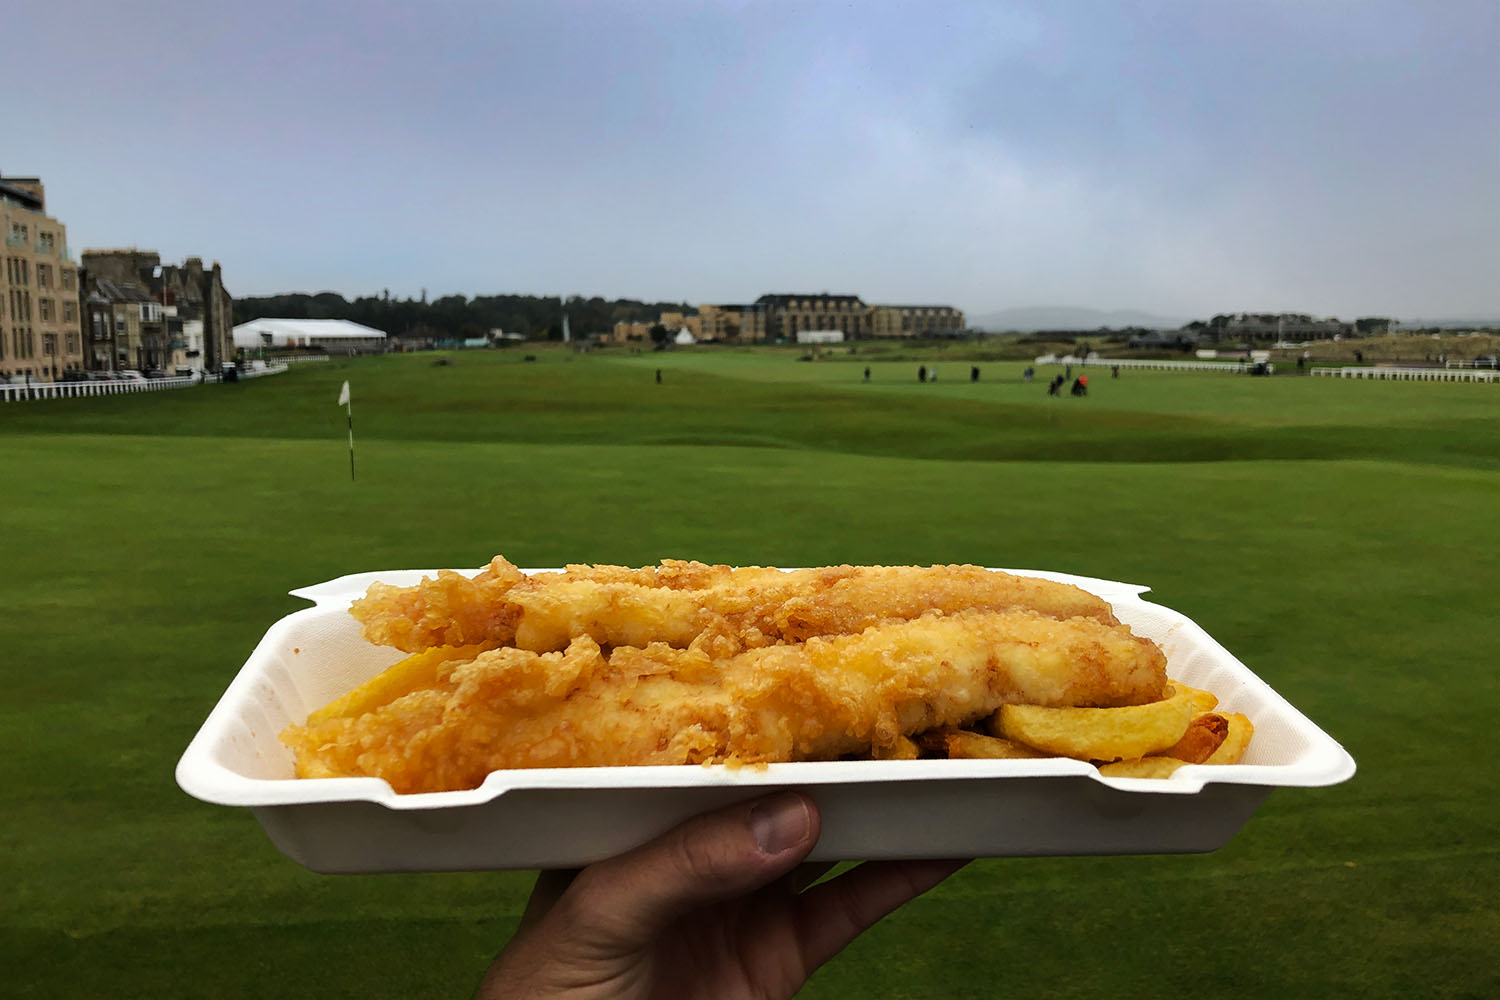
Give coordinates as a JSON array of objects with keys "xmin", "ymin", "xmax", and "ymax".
[
  {"xmin": 37, "ymin": 231, "xmax": 54, "ymax": 252},
  {"xmin": 39, "ymin": 298, "xmax": 53, "ymax": 322},
  {"xmin": 66, "ymin": 332, "xmax": 79, "ymax": 353},
  {"xmin": 64, "ymin": 301, "xmax": 76, "ymax": 322},
  {"xmin": 61, "ymin": 269, "xmax": 75, "ymax": 290},
  {"xmin": 37, "ymin": 263, "xmax": 51, "ymax": 287},
  {"xmin": 43, "ymin": 332, "xmax": 57, "ymax": 355},
  {"xmin": 115, "ymin": 311, "xmax": 126, "ymax": 334},
  {"xmin": 91, "ymin": 313, "xmax": 104, "ymax": 337}
]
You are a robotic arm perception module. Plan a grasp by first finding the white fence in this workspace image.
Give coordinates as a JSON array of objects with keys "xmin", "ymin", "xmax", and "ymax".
[
  {"xmin": 263, "ymin": 354, "xmax": 330, "ymax": 365},
  {"xmin": 1311, "ymin": 366, "xmax": 1499, "ymax": 383},
  {"xmin": 1037, "ymin": 354, "xmax": 1499, "ymax": 384},
  {"xmin": 0, "ymin": 363, "xmax": 288, "ymax": 404},
  {"xmin": 1036, "ymin": 354, "xmax": 1247, "ymax": 373}
]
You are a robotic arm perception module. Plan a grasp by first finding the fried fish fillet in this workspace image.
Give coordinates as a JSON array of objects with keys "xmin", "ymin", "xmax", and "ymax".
[
  {"xmin": 282, "ymin": 609, "xmax": 1165, "ymax": 793},
  {"xmin": 350, "ymin": 559, "xmax": 1118, "ymax": 653}
]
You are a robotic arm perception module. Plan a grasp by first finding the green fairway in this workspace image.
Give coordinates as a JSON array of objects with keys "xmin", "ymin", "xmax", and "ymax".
[{"xmin": 2, "ymin": 347, "xmax": 1497, "ymax": 998}]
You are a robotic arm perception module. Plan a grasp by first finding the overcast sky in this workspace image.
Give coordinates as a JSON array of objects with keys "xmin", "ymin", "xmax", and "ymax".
[{"xmin": 8, "ymin": 0, "xmax": 1497, "ymax": 319}]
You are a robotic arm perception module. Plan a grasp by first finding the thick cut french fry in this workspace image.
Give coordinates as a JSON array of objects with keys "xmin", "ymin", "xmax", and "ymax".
[
  {"xmin": 1097, "ymin": 757, "xmax": 1187, "ymax": 779},
  {"xmin": 1172, "ymin": 681, "xmax": 1219, "ymax": 715},
  {"xmin": 1204, "ymin": 712, "xmax": 1254, "ymax": 764},
  {"xmin": 923, "ymin": 728, "xmax": 1051, "ymax": 760},
  {"xmin": 993, "ymin": 685, "xmax": 1193, "ymax": 762},
  {"xmin": 305, "ymin": 643, "xmax": 496, "ymax": 726},
  {"xmin": 1160, "ymin": 712, "xmax": 1230, "ymax": 764},
  {"xmin": 870, "ymin": 734, "xmax": 921, "ymax": 760}
]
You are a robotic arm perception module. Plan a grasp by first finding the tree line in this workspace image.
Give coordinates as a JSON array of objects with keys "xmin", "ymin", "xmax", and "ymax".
[{"xmin": 232, "ymin": 291, "xmax": 696, "ymax": 341}]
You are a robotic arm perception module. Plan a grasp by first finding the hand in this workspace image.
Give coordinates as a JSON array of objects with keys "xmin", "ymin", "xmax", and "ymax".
[{"xmin": 476, "ymin": 792, "xmax": 967, "ymax": 999}]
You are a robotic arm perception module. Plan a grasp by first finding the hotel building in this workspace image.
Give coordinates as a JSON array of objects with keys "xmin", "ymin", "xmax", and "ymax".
[{"xmin": 1, "ymin": 175, "xmax": 84, "ymax": 382}]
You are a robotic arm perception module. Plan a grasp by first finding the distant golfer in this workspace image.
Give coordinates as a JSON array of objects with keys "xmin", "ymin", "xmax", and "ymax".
[
  {"xmin": 970, "ymin": 366, "xmax": 980, "ymax": 382},
  {"xmin": 864, "ymin": 366, "xmax": 871, "ymax": 382},
  {"xmin": 918, "ymin": 365, "xmax": 927, "ymax": 383},
  {"xmin": 655, "ymin": 369, "xmax": 662, "ymax": 384}
]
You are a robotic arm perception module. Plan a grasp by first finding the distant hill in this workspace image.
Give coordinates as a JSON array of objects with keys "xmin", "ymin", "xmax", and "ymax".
[
  {"xmin": 971, "ymin": 306, "xmax": 1189, "ymax": 332},
  {"xmin": 1393, "ymin": 318, "xmax": 1500, "ymax": 330}
]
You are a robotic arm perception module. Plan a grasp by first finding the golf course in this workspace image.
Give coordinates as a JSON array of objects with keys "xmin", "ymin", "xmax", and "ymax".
[{"xmin": 2, "ymin": 345, "xmax": 1496, "ymax": 998}]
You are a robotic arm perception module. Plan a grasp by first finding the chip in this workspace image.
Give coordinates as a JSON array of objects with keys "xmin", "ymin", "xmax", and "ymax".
[
  {"xmin": 917, "ymin": 728, "xmax": 1050, "ymax": 760},
  {"xmin": 1096, "ymin": 757, "xmax": 1187, "ymax": 779},
  {"xmin": 1203, "ymin": 712, "xmax": 1254, "ymax": 765},
  {"xmin": 870, "ymin": 734, "xmax": 921, "ymax": 760},
  {"xmin": 1174, "ymin": 682, "xmax": 1220, "ymax": 715},
  {"xmin": 1159, "ymin": 712, "xmax": 1230, "ymax": 764},
  {"xmin": 304, "ymin": 642, "xmax": 497, "ymax": 726},
  {"xmin": 992, "ymin": 684, "xmax": 1194, "ymax": 762}
]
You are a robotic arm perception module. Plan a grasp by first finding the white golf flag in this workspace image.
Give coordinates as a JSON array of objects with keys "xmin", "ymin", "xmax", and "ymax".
[{"xmin": 338, "ymin": 380, "xmax": 350, "ymax": 407}]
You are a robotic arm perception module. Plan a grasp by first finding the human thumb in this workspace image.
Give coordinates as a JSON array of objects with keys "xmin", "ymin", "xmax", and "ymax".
[{"xmin": 547, "ymin": 792, "xmax": 819, "ymax": 954}]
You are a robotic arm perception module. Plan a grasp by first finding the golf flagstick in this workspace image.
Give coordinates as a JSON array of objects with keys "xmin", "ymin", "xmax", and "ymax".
[{"xmin": 338, "ymin": 380, "xmax": 354, "ymax": 481}]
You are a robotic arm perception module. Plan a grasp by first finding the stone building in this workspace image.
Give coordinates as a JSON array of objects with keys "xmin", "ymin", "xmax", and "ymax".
[
  {"xmin": 755, "ymin": 293, "xmax": 870, "ymax": 341},
  {"xmin": 691, "ymin": 294, "xmax": 966, "ymax": 342},
  {"xmin": 85, "ymin": 277, "xmax": 162, "ymax": 371},
  {"xmin": 81, "ymin": 249, "xmax": 233, "ymax": 372},
  {"xmin": 608, "ymin": 292, "xmax": 967, "ymax": 345},
  {"xmin": 609, "ymin": 311, "xmax": 704, "ymax": 343},
  {"xmin": 1200, "ymin": 313, "xmax": 1355, "ymax": 343},
  {"xmin": 1, "ymin": 174, "xmax": 84, "ymax": 382},
  {"xmin": 696, "ymin": 303, "xmax": 767, "ymax": 342},
  {"xmin": 869, "ymin": 304, "xmax": 967, "ymax": 337}
]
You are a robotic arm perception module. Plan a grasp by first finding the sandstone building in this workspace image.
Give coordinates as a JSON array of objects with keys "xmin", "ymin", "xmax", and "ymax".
[
  {"xmin": 604, "ymin": 294, "xmax": 964, "ymax": 347},
  {"xmin": 754, "ymin": 294, "xmax": 870, "ymax": 340},
  {"xmin": 1, "ymin": 175, "xmax": 84, "ymax": 382},
  {"xmin": 81, "ymin": 249, "xmax": 233, "ymax": 372},
  {"xmin": 869, "ymin": 303, "xmax": 968, "ymax": 337},
  {"xmin": 610, "ymin": 312, "xmax": 704, "ymax": 343},
  {"xmin": 696, "ymin": 303, "xmax": 767, "ymax": 342}
]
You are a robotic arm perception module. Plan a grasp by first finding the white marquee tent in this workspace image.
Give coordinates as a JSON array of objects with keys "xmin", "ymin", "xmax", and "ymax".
[{"xmin": 233, "ymin": 318, "xmax": 389, "ymax": 354}]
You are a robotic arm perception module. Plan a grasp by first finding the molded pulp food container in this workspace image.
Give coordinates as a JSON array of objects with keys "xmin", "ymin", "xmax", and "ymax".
[{"xmin": 176, "ymin": 568, "xmax": 1356, "ymax": 873}]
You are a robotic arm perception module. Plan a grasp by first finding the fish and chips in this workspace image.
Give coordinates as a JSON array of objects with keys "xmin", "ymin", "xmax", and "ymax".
[{"xmin": 281, "ymin": 558, "xmax": 1254, "ymax": 792}]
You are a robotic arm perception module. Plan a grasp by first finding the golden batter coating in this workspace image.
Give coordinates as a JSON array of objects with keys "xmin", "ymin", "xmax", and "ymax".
[
  {"xmin": 282, "ymin": 610, "xmax": 1165, "ymax": 793},
  {"xmin": 350, "ymin": 559, "xmax": 1118, "ymax": 654}
]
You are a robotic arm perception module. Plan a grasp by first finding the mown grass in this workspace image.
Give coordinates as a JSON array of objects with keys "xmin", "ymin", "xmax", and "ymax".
[{"xmin": 1, "ymin": 348, "xmax": 1496, "ymax": 998}]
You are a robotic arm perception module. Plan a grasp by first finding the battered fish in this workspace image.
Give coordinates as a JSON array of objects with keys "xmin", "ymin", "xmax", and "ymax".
[
  {"xmin": 351, "ymin": 559, "xmax": 1118, "ymax": 653},
  {"xmin": 282, "ymin": 609, "xmax": 1165, "ymax": 793}
]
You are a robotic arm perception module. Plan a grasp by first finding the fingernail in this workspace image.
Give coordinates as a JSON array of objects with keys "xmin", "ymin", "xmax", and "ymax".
[{"xmin": 749, "ymin": 794, "xmax": 810, "ymax": 856}]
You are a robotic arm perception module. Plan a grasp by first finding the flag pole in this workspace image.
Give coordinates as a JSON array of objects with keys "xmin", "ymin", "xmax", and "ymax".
[{"xmin": 338, "ymin": 380, "xmax": 355, "ymax": 481}]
